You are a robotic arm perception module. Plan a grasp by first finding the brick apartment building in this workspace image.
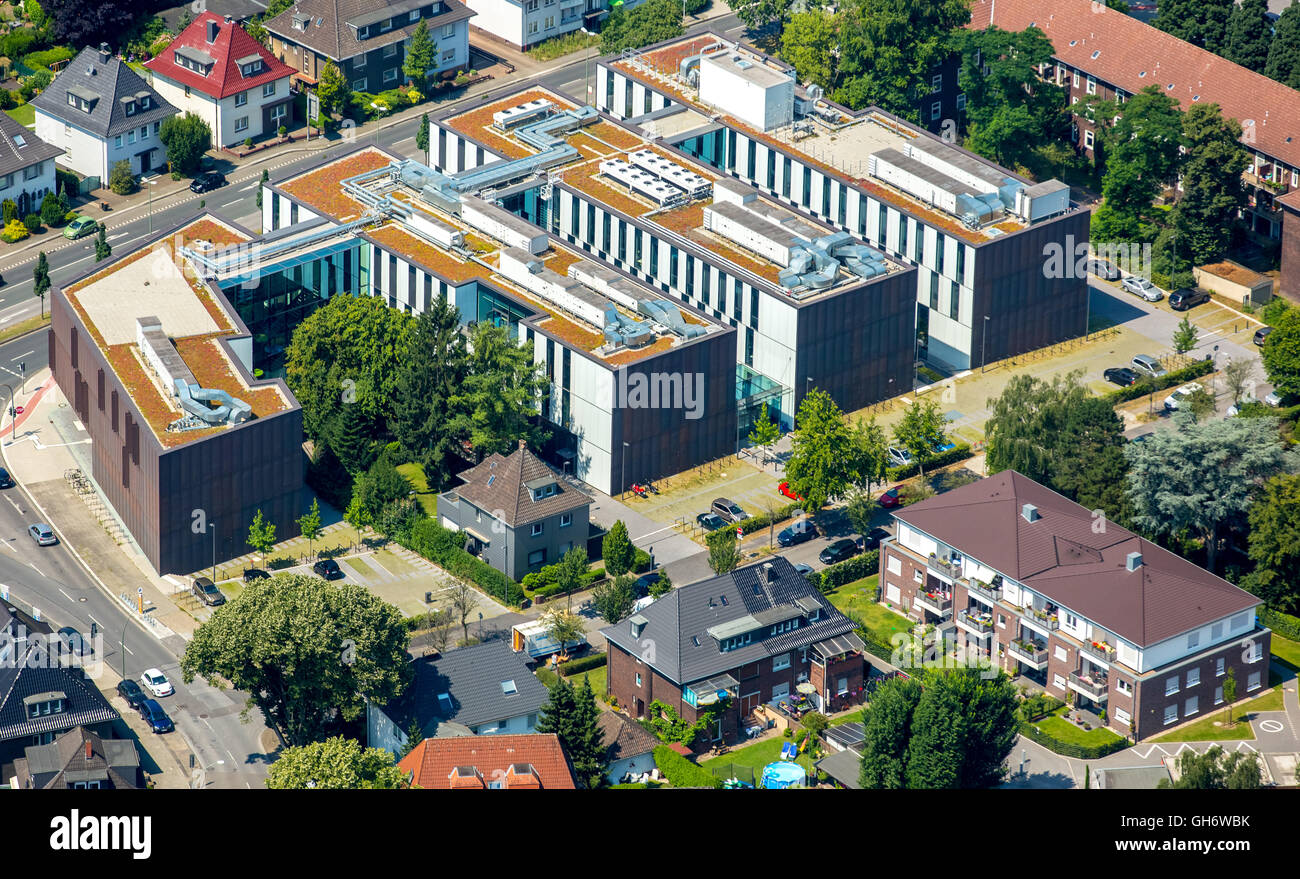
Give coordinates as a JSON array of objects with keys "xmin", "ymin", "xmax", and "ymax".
[
  {"xmin": 879, "ymin": 470, "xmax": 1271, "ymax": 741},
  {"xmin": 969, "ymin": 0, "xmax": 1300, "ymax": 240},
  {"xmin": 601, "ymin": 556, "xmax": 867, "ymax": 745}
]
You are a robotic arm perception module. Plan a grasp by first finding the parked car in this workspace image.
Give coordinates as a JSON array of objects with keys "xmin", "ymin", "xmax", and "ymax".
[
  {"xmin": 116, "ymin": 679, "xmax": 147, "ymax": 710},
  {"xmin": 140, "ymin": 668, "xmax": 173, "ymax": 698},
  {"xmin": 1266, "ymin": 390, "xmax": 1284, "ymax": 407},
  {"xmin": 1088, "ymin": 259, "xmax": 1122, "ymax": 280},
  {"xmin": 777, "ymin": 519, "xmax": 818, "ymax": 547},
  {"xmin": 819, "ymin": 538, "xmax": 861, "ymax": 565},
  {"xmin": 138, "ymin": 699, "xmax": 174, "ymax": 734},
  {"xmin": 695, "ymin": 512, "xmax": 725, "ymax": 531},
  {"xmin": 28, "ymin": 523, "xmax": 57, "ymax": 546},
  {"xmin": 191, "ymin": 577, "xmax": 226, "ymax": 607},
  {"xmin": 777, "ymin": 481, "xmax": 803, "ymax": 501},
  {"xmin": 1254, "ymin": 326, "xmax": 1273, "ymax": 347},
  {"xmin": 243, "ymin": 568, "xmax": 269, "ymax": 583},
  {"xmin": 1131, "ymin": 354, "xmax": 1168, "ymax": 379},
  {"xmin": 860, "ymin": 527, "xmax": 891, "ymax": 550},
  {"xmin": 1103, "ymin": 367, "xmax": 1140, "ymax": 387},
  {"xmin": 313, "ymin": 559, "xmax": 344, "ymax": 580},
  {"xmin": 189, "ymin": 171, "xmax": 227, "ymax": 193},
  {"xmin": 879, "ymin": 486, "xmax": 902, "ymax": 508},
  {"xmin": 887, "ymin": 446, "xmax": 913, "ymax": 468},
  {"xmin": 1169, "ymin": 288, "xmax": 1210, "ymax": 311},
  {"xmin": 1163, "ymin": 382, "xmax": 1204, "ymax": 410},
  {"xmin": 1121, "ymin": 276, "xmax": 1163, "ymax": 302},
  {"xmin": 62, "ymin": 215, "xmax": 98, "ymax": 240},
  {"xmin": 0, "ymin": 467, "xmax": 12, "ymax": 488},
  {"xmin": 711, "ymin": 498, "xmax": 749, "ymax": 523}
]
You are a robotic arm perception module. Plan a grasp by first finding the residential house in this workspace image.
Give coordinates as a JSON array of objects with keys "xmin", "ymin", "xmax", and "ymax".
[
  {"xmin": 367, "ymin": 640, "xmax": 551, "ymax": 754},
  {"xmin": 31, "ymin": 43, "xmax": 177, "ymax": 181},
  {"xmin": 263, "ymin": 0, "xmax": 474, "ymax": 94},
  {"xmin": 879, "ymin": 470, "xmax": 1270, "ymax": 741},
  {"xmin": 0, "ymin": 112, "xmax": 62, "ymax": 217},
  {"xmin": 601, "ymin": 555, "xmax": 868, "ymax": 746},
  {"xmin": 596, "ymin": 710, "xmax": 658, "ymax": 784},
  {"xmin": 5, "ymin": 727, "xmax": 142, "ymax": 789},
  {"xmin": 464, "ymin": 0, "xmax": 640, "ymax": 51},
  {"xmin": 438, "ymin": 440, "xmax": 592, "ymax": 579},
  {"xmin": 968, "ymin": 0, "xmax": 1300, "ymax": 239},
  {"xmin": 397, "ymin": 732, "xmax": 577, "ymax": 788},
  {"xmin": 145, "ymin": 13, "xmax": 297, "ymax": 148}
]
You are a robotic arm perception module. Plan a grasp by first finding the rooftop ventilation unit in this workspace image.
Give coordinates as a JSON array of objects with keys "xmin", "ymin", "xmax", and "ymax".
[
  {"xmin": 599, "ymin": 159, "xmax": 684, "ymax": 206},
  {"xmin": 1022, "ymin": 503, "xmax": 1039, "ymax": 523},
  {"xmin": 627, "ymin": 149, "xmax": 712, "ymax": 199},
  {"xmin": 492, "ymin": 98, "xmax": 553, "ymax": 130},
  {"xmin": 1126, "ymin": 552, "xmax": 1143, "ymax": 572}
]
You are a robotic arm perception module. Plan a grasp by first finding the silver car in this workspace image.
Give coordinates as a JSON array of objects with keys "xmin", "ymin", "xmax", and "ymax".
[
  {"xmin": 1131, "ymin": 354, "xmax": 1168, "ymax": 379},
  {"xmin": 1121, "ymin": 276, "xmax": 1164, "ymax": 302},
  {"xmin": 28, "ymin": 524, "xmax": 57, "ymax": 546}
]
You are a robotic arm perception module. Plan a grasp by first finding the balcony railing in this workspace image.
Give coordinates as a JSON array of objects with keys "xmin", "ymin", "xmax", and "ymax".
[
  {"xmin": 968, "ymin": 580, "xmax": 1002, "ymax": 604},
  {"xmin": 1080, "ymin": 640, "xmax": 1117, "ymax": 663},
  {"xmin": 1020, "ymin": 605, "xmax": 1060, "ymax": 631},
  {"xmin": 927, "ymin": 557, "xmax": 962, "ymax": 579},
  {"xmin": 1007, "ymin": 640, "xmax": 1048, "ymax": 667},
  {"xmin": 1069, "ymin": 671, "xmax": 1109, "ymax": 702},
  {"xmin": 914, "ymin": 590, "xmax": 952, "ymax": 616},
  {"xmin": 957, "ymin": 609, "xmax": 994, "ymax": 635}
]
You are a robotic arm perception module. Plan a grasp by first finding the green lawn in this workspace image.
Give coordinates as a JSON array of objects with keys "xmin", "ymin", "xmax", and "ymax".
[
  {"xmin": 1031, "ymin": 707, "xmax": 1124, "ymax": 748},
  {"xmin": 826, "ymin": 575, "xmax": 912, "ymax": 645},
  {"xmin": 397, "ymin": 462, "xmax": 438, "ymax": 516},
  {"xmin": 1272, "ymin": 634, "xmax": 1300, "ymax": 671},
  {"xmin": 1241, "ymin": 685, "xmax": 1285, "ymax": 713},
  {"xmin": 5, "ymin": 104, "xmax": 34, "ymax": 126},
  {"xmin": 830, "ymin": 709, "xmax": 865, "ymax": 727},
  {"xmin": 1150, "ymin": 685, "xmax": 1284, "ymax": 743},
  {"xmin": 564, "ymin": 665, "xmax": 607, "ymax": 697},
  {"xmin": 699, "ymin": 735, "xmax": 817, "ymax": 776}
]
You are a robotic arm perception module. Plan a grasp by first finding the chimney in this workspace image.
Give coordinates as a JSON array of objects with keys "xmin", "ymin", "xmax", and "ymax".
[
  {"xmin": 207, "ymin": 19, "xmax": 220, "ymax": 43},
  {"xmin": 225, "ymin": 15, "xmax": 234, "ymax": 24},
  {"xmin": 518, "ymin": 439, "xmax": 527, "ymax": 451},
  {"xmin": 1126, "ymin": 551, "xmax": 1143, "ymax": 572},
  {"xmin": 761, "ymin": 562, "xmax": 775, "ymax": 584},
  {"xmin": 1021, "ymin": 503, "xmax": 1039, "ymax": 523},
  {"xmin": 98, "ymin": 42, "xmax": 110, "ymax": 64},
  {"xmin": 85, "ymin": 740, "xmax": 93, "ymax": 760}
]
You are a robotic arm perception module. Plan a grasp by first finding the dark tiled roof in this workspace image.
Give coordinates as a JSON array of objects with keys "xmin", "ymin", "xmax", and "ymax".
[
  {"xmin": 596, "ymin": 711, "xmax": 659, "ymax": 763},
  {"xmin": 453, "ymin": 441, "xmax": 591, "ymax": 528},
  {"xmin": 31, "ymin": 46, "xmax": 176, "ymax": 138},
  {"xmin": 11, "ymin": 726, "xmax": 140, "ymax": 789},
  {"xmin": 0, "ymin": 112, "xmax": 61, "ymax": 178},
  {"xmin": 969, "ymin": 0, "xmax": 1300, "ymax": 170},
  {"xmin": 0, "ymin": 643, "xmax": 119, "ymax": 743},
  {"xmin": 892, "ymin": 471, "xmax": 1261, "ymax": 647},
  {"xmin": 600, "ymin": 556, "xmax": 858, "ymax": 685},
  {"xmin": 263, "ymin": 0, "xmax": 475, "ymax": 63},
  {"xmin": 385, "ymin": 641, "xmax": 549, "ymax": 733},
  {"xmin": 397, "ymin": 733, "xmax": 576, "ymax": 789}
]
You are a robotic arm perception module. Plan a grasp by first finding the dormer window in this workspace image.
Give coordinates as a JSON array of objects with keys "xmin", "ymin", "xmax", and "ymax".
[
  {"xmin": 125, "ymin": 100, "xmax": 136, "ymax": 116},
  {"xmin": 358, "ymin": 25, "xmax": 370, "ymax": 38},
  {"xmin": 380, "ymin": 17, "xmax": 394, "ymax": 32},
  {"xmin": 409, "ymin": 9, "xmax": 421, "ymax": 20},
  {"xmin": 720, "ymin": 633, "xmax": 752, "ymax": 652}
]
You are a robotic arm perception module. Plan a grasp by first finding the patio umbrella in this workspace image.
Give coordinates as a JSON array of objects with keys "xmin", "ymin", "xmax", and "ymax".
[{"xmin": 796, "ymin": 682, "xmax": 817, "ymax": 695}]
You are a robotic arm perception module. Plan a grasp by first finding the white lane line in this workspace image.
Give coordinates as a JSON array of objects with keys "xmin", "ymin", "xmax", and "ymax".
[
  {"xmin": 9, "ymin": 350, "xmax": 34, "ymax": 361},
  {"xmin": 238, "ymin": 182, "xmax": 259, "ymax": 192},
  {"xmin": 87, "ymin": 614, "xmax": 100, "ymax": 626},
  {"xmin": 29, "ymin": 564, "xmax": 42, "ymax": 577},
  {"xmin": 123, "ymin": 644, "xmax": 134, "ymax": 656},
  {"xmin": 0, "ymin": 540, "xmax": 14, "ymax": 553},
  {"xmin": 5, "ymin": 495, "xmax": 22, "ymax": 514},
  {"xmin": 58, "ymin": 587, "xmax": 73, "ymax": 601},
  {"xmin": 108, "ymin": 232, "xmax": 128, "ymax": 241}
]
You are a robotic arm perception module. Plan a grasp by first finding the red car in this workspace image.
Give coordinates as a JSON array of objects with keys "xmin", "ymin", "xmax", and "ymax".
[
  {"xmin": 778, "ymin": 481, "xmax": 803, "ymax": 501},
  {"xmin": 879, "ymin": 486, "xmax": 902, "ymax": 508}
]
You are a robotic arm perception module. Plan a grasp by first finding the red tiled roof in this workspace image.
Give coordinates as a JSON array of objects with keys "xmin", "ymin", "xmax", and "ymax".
[
  {"xmin": 145, "ymin": 12, "xmax": 294, "ymax": 100},
  {"xmin": 892, "ymin": 471, "xmax": 1261, "ymax": 648},
  {"xmin": 396, "ymin": 734, "xmax": 577, "ymax": 789},
  {"xmin": 968, "ymin": 0, "xmax": 1300, "ymax": 169}
]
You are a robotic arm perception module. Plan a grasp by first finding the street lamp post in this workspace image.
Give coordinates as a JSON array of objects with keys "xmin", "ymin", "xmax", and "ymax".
[
  {"xmin": 208, "ymin": 521, "xmax": 217, "ymax": 585},
  {"xmin": 621, "ymin": 441, "xmax": 630, "ymax": 499},
  {"xmin": 981, "ymin": 315, "xmax": 990, "ymax": 373}
]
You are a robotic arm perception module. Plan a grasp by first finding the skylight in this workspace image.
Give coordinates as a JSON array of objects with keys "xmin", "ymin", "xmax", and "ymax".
[
  {"xmin": 1091, "ymin": 50, "xmax": 1100, "ymax": 59},
  {"xmin": 13, "ymin": 134, "xmax": 25, "ymax": 148},
  {"xmin": 487, "ymin": 475, "xmax": 495, "ymax": 486},
  {"xmin": 501, "ymin": 680, "xmax": 518, "ymax": 695}
]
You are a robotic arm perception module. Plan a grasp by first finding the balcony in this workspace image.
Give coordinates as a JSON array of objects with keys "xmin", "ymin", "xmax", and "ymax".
[
  {"xmin": 1068, "ymin": 671, "xmax": 1109, "ymax": 702},
  {"xmin": 1019, "ymin": 605, "xmax": 1060, "ymax": 632},
  {"xmin": 1007, "ymin": 639, "xmax": 1048, "ymax": 669},
  {"xmin": 956, "ymin": 608, "xmax": 994, "ymax": 637},
  {"xmin": 1080, "ymin": 640, "xmax": 1117, "ymax": 664},
  {"xmin": 967, "ymin": 579, "xmax": 1002, "ymax": 605},
  {"xmin": 926, "ymin": 556, "xmax": 962, "ymax": 580},
  {"xmin": 913, "ymin": 589, "xmax": 952, "ymax": 617}
]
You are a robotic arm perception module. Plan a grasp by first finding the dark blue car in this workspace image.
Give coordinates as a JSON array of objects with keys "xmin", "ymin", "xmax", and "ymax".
[{"xmin": 138, "ymin": 699, "xmax": 174, "ymax": 734}]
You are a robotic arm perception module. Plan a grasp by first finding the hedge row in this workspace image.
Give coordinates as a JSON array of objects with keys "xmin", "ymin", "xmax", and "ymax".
[
  {"xmin": 652, "ymin": 745, "xmax": 722, "ymax": 789},
  {"xmin": 741, "ymin": 500, "xmax": 805, "ymax": 534},
  {"xmin": 559, "ymin": 652, "xmax": 608, "ymax": 677},
  {"xmin": 523, "ymin": 564, "xmax": 606, "ymax": 599},
  {"xmin": 814, "ymin": 550, "xmax": 881, "ymax": 592},
  {"xmin": 535, "ymin": 667, "xmax": 559, "ymax": 688},
  {"xmin": 1259, "ymin": 607, "xmax": 1300, "ymax": 642},
  {"xmin": 1019, "ymin": 722, "xmax": 1129, "ymax": 760},
  {"xmin": 1103, "ymin": 358, "xmax": 1214, "ymax": 405},
  {"xmin": 886, "ymin": 444, "xmax": 974, "ymax": 481},
  {"xmin": 400, "ymin": 518, "xmax": 525, "ymax": 607}
]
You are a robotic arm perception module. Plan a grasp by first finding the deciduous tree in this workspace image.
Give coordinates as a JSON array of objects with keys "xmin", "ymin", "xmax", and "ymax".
[
  {"xmin": 892, "ymin": 398, "xmax": 948, "ymax": 478},
  {"xmin": 297, "ymin": 498, "xmax": 323, "ymax": 561},
  {"xmin": 448, "ymin": 322, "xmax": 549, "ymax": 459},
  {"xmin": 591, "ymin": 574, "xmax": 636, "ymax": 624},
  {"xmin": 32, "ymin": 250, "xmax": 49, "ymax": 318},
  {"xmin": 159, "ymin": 112, "xmax": 212, "ymax": 175},
  {"xmin": 246, "ymin": 509, "xmax": 277, "ymax": 568},
  {"xmin": 1225, "ymin": 0, "xmax": 1273, "ymax": 74},
  {"xmin": 1261, "ymin": 306, "xmax": 1300, "ymax": 399},
  {"xmin": 859, "ymin": 674, "xmax": 922, "ymax": 789},
  {"xmin": 1244, "ymin": 473, "xmax": 1300, "ymax": 614},
  {"xmin": 266, "ymin": 736, "xmax": 406, "ymax": 789},
  {"xmin": 602, "ymin": 520, "xmax": 635, "ymax": 577},
  {"xmin": 706, "ymin": 528, "xmax": 742, "ymax": 575},
  {"xmin": 784, "ymin": 389, "xmax": 856, "ymax": 511},
  {"xmin": 1175, "ymin": 103, "xmax": 1248, "ymax": 266}
]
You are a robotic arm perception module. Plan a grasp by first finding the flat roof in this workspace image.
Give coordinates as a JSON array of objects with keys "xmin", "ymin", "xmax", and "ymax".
[
  {"xmin": 64, "ymin": 217, "xmax": 293, "ymax": 449},
  {"xmin": 609, "ymin": 36, "xmax": 1061, "ymax": 245}
]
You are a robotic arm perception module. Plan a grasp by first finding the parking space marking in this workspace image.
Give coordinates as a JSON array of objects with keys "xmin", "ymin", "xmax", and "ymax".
[{"xmin": 1260, "ymin": 719, "xmax": 1285, "ymax": 733}]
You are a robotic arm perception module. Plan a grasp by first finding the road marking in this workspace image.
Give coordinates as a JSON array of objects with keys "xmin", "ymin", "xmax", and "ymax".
[
  {"xmin": 1260, "ymin": 719, "xmax": 1285, "ymax": 733},
  {"xmin": 29, "ymin": 563, "xmax": 42, "ymax": 577},
  {"xmin": 108, "ymin": 233, "xmax": 128, "ymax": 241},
  {"xmin": 58, "ymin": 588, "xmax": 73, "ymax": 602},
  {"xmin": 238, "ymin": 182, "xmax": 259, "ymax": 192},
  {"xmin": 123, "ymin": 644, "xmax": 134, "ymax": 656},
  {"xmin": 9, "ymin": 350, "xmax": 34, "ymax": 361},
  {"xmin": 5, "ymin": 495, "xmax": 22, "ymax": 514},
  {"xmin": 0, "ymin": 540, "xmax": 14, "ymax": 553}
]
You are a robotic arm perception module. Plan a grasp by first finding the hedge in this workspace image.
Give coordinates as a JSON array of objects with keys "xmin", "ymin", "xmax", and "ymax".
[
  {"xmin": 886, "ymin": 444, "xmax": 974, "ymax": 481},
  {"xmin": 523, "ymin": 563, "xmax": 606, "ymax": 599},
  {"xmin": 399, "ymin": 517, "xmax": 525, "ymax": 606},
  {"xmin": 535, "ymin": 667, "xmax": 559, "ymax": 688},
  {"xmin": 653, "ymin": 745, "xmax": 722, "ymax": 789},
  {"xmin": 740, "ymin": 500, "xmax": 805, "ymax": 534},
  {"xmin": 1103, "ymin": 358, "xmax": 1214, "ymax": 405},
  {"xmin": 559, "ymin": 652, "xmax": 608, "ymax": 677},
  {"xmin": 817, "ymin": 549, "xmax": 880, "ymax": 592},
  {"xmin": 1259, "ymin": 607, "xmax": 1300, "ymax": 642},
  {"xmin": 1019, "ymin": 722, "xmax": 1129, "ymax": 760}
]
